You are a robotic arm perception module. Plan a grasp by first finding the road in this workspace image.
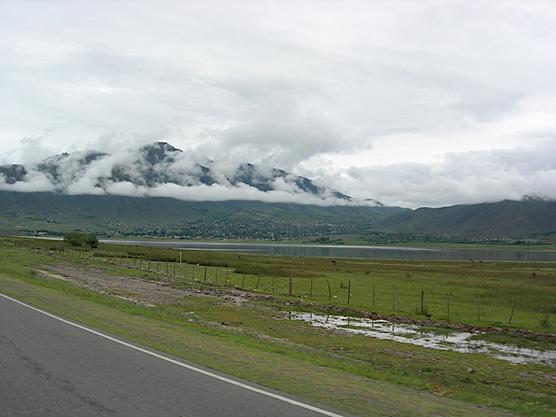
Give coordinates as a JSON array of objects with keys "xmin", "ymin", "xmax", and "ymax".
[{"xmin": 0, "ymin": 294, "xmax": 344, "ymax": 417}]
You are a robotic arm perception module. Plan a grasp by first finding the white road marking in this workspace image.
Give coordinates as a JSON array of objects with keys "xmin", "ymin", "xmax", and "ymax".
[{"xmin": 0, "ymin": 293, "xmax": 344, "ymax": 417}]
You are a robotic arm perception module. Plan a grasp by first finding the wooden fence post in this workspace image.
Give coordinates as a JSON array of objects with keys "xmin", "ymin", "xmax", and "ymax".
[
  {"xmin": 508, "ymin": 300, "xmax": 518, "ymax": 324},
  {"xmin": 392, "ymin": 287, "xmax": 396, "ymax": 314},
  {"xmin": 327, "ymin": 280, "xmax": 332, "ymax": 301},
  {"xmin": 347, "ymin": 280, "xmax": 351, "ymax": 305},
  {"xmin": 288, "ymin": 273, "xmax": 293, "ymax": 296}
]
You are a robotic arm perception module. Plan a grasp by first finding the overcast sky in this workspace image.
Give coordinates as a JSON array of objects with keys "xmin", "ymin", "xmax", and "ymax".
[{"xmin": 1, "ymin": 0, "xmax": 555, "ymax": 207}]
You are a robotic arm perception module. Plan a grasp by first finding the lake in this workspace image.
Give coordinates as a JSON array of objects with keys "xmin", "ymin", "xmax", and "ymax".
[{"xmin": 102, "ymin": 240, "xmax": 556, "ymax": 262}]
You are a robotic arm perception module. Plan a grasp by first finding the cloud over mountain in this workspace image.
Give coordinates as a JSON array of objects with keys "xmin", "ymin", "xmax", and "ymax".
[
  {"xmin": 1, "ymin": 2, "xmax": 556, "ymax": 207},
  {"xmin": 0, "ymin": 142, "xmax": 381, "ymax": 206}
]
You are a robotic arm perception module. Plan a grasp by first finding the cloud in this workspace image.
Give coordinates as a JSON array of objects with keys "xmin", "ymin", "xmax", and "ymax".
[
  {"xmin": 1, "ymin": 1, "xmax": 556, "ymax": 206},
  {"xmin": 295, "ymin": 94, "xmax": 556, "ymax": 207},
  {"xmin": 0, "ymin": 142, "xmax": 368, "ymax": 206},
  {"xmin": 310, "ymin": 139, "xmax": 556, "ymax": 208}
]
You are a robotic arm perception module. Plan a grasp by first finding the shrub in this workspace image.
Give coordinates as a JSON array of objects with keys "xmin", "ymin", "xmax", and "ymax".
[{"xmin": 63, "ymin": 232, "xmax": 99, "ymax": 249}]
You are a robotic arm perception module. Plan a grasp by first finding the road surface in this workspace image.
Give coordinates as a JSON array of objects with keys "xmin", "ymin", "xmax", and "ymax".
[{"xmin": 0, "ymin": 294, "xmax": 344, "ymax": 417}]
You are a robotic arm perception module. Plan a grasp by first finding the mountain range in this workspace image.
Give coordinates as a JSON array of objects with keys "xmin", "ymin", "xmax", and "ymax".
[
  {"xmin": 373, "ymin": 197, "xmax": 556, "ymax": 240},
  {"xmin": 0, "ymin": 142, "xmax": 379, "ymax": 205},
  {"xmin": 1, "ymin": 142, "xmax": 555, "ymax": 241}
]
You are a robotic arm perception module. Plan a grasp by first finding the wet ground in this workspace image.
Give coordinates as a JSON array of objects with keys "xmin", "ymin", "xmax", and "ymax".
[
  {"xmin": 292, "ymin": 312, "xmax": 556, "ymax": 367},
  {"xmin": 35, "ymin": 263, "xmax": 556, "ymax": 368}
]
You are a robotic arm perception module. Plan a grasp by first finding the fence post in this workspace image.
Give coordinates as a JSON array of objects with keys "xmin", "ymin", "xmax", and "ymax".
[
  {"xmin": 204, "ymin": 266, "xmax": 207, "ymax": 283},
  {"xmin": 420, "ymin": 290, "xmax": 425, "ymax": 314},
  {"xmin": 327, "ymin": 280, "xmax": 332, "ymax": 301},
  {"xmin": 288, "ymin": 273, "xmax": 293, "ymax": 296},
  {"xmin": 508, "ymin": 300, "xmax": 518, "ymax": 324},
  {"xmin": 347, "ymin": 280, "xmax": 351, "ymax": 305},
  {"xmin": 392, "ymin": 287, "xmax": 396, "ymax": 314}
]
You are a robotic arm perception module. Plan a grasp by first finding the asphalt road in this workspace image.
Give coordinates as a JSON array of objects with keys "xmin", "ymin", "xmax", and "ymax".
[{"xmin": 0, "ymin": 294, "xmax": 344, "ymax": 417}]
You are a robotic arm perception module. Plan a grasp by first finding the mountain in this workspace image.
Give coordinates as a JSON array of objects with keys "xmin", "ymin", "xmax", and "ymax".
[
  {"xmin": 3, "ymin": 142, "xmax": 554, "ymax": 241},
  {"xmin": 0, "ymin": 142, "xmax": 380, "ymax": 205},
  {"xmin": 374, "ymin": 198, "xmax": 556, "ymax": 239},
  {"xmin": 0, "ymin": 141, "xmax": 403, "ymax": 239},
  {"xmin": 0, "ymin": 191, "xmax": 404, "ymax": 238}
]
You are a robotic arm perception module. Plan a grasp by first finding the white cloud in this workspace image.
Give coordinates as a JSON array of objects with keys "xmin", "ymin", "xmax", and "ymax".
[
  {"xmin": 1, "ymin": 1, "xmax": 555, "ymax": 207},
  {"xmin": 310, "ymin": 139, "xmax": 556, "ymax": 208},
  {"xmin": 0, "ymin": 142, "xmax": 369, "ymax": 206}
]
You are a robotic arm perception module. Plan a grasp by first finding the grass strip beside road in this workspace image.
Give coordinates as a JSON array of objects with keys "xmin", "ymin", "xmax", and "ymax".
[{"xmin": 0, "ymin": 271, "xmax": 520, "ymax": 417}]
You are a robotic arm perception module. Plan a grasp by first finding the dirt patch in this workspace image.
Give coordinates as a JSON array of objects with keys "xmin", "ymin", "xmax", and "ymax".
[
  {"xmin": 35, "ymin": 263, "xmax": 253, "ymax": 307},
  {"xmin": 35, "ymin": 264, "xmax": 192, "ymax": 307}
]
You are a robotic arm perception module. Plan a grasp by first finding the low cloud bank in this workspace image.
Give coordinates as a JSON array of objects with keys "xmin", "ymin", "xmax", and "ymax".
[
  {"xmin": 0, "ymin": 144, "xmax": 374, "ymax": 207},
  {"xmin": 310, "ymin": 140, "xmax": 556, "ymax": 208}
]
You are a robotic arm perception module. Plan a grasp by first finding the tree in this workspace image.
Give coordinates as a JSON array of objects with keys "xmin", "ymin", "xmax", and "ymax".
[{"xmin": 63, "ymin": 232, "xmax": 99, "ymax": 249}]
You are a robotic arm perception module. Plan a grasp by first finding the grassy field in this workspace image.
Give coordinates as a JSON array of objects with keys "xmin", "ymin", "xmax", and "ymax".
[
  {"xmin": 69, "ymin": 240, "xmax": 556, "ymax": 332},
  {"xmin": 1, "ymin": 237, "xmax": 555, "ymax": 417}
]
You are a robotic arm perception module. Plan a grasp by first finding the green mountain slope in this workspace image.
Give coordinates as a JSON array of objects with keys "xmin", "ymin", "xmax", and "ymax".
[
  {"xmin": 0, "ymin": 191, "xmax": 404, "ymax": 238},
  {"xmin": 374, "ymin": 199, "xmax": 556, "ymax": 239}
]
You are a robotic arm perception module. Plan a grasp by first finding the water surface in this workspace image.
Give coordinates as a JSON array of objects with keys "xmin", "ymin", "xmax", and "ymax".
[
  {"xmin": 292, "ymin": 312, "xmax": 556, "ymax": 367},
  {"xmin": 103, "ymin": 239, "xmax": 556, "ymax": 262}
]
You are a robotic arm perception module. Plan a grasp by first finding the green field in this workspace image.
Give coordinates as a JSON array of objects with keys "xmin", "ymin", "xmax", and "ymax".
[
  {"xmin": 1, "ymin": 237, "xmax": 555, "ymax": 417},
  {"xmin": 88, "ymin": 240, "xmax": 555, "ymax": 332}
]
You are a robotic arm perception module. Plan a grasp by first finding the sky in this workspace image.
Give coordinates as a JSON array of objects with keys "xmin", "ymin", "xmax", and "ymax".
[{"xmin": 1, "ymin": 0, "xmax": 555, "ymax": 208}]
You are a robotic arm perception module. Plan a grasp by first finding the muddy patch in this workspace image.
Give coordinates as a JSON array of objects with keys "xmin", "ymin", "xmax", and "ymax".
[
  {"xmin": 35, "ymin": 264, "xmax": 192, "ymax": 307},
  {"xmin": 292, "ymin": 312, "xmax": 556, "ymax": 367}
]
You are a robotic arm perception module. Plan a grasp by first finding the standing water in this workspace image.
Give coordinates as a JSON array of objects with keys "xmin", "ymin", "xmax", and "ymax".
[{"xmin": 292, "ymin": 312, "xmax": 556, "ymax": 367}]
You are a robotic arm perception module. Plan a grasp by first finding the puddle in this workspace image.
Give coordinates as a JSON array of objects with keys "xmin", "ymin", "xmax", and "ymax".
[{"xmin": 292, "ymin": 312, "xmax": 556, "ymax": 367}]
